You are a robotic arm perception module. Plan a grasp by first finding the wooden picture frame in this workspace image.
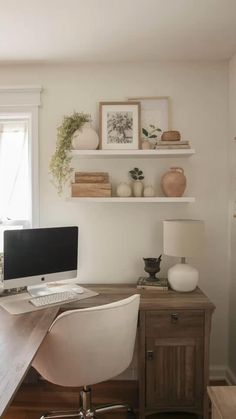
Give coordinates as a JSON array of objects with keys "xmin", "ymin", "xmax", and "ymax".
[
  {"xmin": 99, "ymin": 101, "xmax": 141, "ymax": 150},
  {"xmin": 128, "ymin": 96, "xmax": 170, "ymax": 142}
]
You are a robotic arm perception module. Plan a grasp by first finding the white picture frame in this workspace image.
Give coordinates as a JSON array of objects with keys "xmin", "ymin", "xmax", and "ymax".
[
  {"xmin": 99, "ymin": 101, "xmax": 141, "ymax": 150},
  {"xmin": 128, "ymin": 96, "xmax": 170, "ymax": 141}
]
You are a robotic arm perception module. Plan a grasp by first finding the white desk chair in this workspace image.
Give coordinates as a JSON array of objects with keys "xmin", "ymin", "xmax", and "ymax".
[{"xmin": 32, "ymin": 294, "xmax": 140, "ymax": 419}]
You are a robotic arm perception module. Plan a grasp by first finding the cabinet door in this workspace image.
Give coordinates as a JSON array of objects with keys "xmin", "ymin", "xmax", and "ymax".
[
  {"xmin": 145, "ymin": 310, "xmax": 204, "ymax": 410},
  {"xmin": 146, "ymin": 336, "xmax": 203, "ymax": 409}
]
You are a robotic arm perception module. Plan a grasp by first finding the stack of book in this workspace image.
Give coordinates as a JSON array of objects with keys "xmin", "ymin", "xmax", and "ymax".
[
  {"xmin": 155, "ymin": 140, "xmax": 191, "ymax": 149},
  {"xmin": 137, "ymin": 277, "xmax": 169, "ymax": 291},
  {"xmin": 71, "ymin": 172, "xmax": 112, "ymax": 197}
]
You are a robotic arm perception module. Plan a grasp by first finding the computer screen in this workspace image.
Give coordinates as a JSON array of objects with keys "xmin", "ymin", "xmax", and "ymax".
[{"xmin": 3, "ymin": 226, "xmax": 78, "ymax": 289}]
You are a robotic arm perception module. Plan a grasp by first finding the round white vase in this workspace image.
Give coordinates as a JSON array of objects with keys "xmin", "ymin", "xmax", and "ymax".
[
  {"xmin": 71, "ymin": 124, "xmax": 99, "ymax": 150},
  {"xmin": 144, "ymin": 185, "xmax": 155, "ymax": 197},
  {"xmin": 132, "ymin": 180, "xmax": 144, "ymax": 197},
  {"xmin": 116, "ymin": 182, "xmax": 132, "ymax": 197},
  {"xmin": 168, "ymin": 263, "xmax": 199, "ymax": 292}
]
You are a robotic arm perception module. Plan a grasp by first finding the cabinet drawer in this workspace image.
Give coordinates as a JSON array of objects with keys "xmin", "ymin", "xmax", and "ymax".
[{"xmin": 146, "ymin": 310, "xmax": 204, "ymax": 338}]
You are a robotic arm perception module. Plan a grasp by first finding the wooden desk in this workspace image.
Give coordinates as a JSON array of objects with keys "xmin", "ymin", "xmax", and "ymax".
[
  {"xmin": 0, "ymin": 285, "xmax": 215, "ymax": 419},
  {"xmin": 208, "ymin": 386, "xmax": 236, "ymax": 418},
  {"xmin": 0, "ymin": 305, "xmax": 59, "ymax": 417}
]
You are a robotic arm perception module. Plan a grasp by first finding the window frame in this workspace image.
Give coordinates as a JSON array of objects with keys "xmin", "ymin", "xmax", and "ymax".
[{"xmin": 0, "ymin": 86, "xmax": 42, "ymax": 227}]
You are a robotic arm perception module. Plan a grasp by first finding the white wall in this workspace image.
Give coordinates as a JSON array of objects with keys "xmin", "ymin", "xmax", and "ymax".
[
  {"xmin": 228, "ymin": 53, "xmax": 236, "ymax": 381},
  {"xmin": 0, "ymin": 61, "xmax": 229, "ymax": 369}
]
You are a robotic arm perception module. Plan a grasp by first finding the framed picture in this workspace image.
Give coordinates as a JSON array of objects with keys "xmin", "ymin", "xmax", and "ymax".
[
  {"xmin": 99, "ymin": 101, "xmax": 141, "ymax": 150},
  {"xmin": 128, "ymin": 96, "xmax": 170, "ymax": 142}
]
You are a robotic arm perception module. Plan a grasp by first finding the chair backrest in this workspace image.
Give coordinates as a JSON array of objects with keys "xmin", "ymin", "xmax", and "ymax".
[{"xmin": 32, "ymin": 294, "xmax": 140, "ymax": 387}]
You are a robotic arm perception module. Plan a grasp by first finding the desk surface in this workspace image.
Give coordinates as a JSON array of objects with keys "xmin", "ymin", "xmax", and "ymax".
[
  {"xmin": 0, "ymin": 305, "xmax": 59, "ymax": 417},
  {"xmin": 63, "ymin": 284, "xmax": 215, "ymax": 311},
  {"xmin": 0, "ymin": 284, "xmax": 214, "ymax": 417},
  {"xmin": 208, "ymin": 386, "xmax": 236, "ymax": 418}
]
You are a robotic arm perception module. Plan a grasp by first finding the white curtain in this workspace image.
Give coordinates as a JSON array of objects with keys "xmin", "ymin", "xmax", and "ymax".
[{"xmin": 0, "ymin": 119, "xmax": 29, "ymax": 222}]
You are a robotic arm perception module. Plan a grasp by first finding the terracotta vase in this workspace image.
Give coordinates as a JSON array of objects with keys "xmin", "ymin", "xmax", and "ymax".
[{"xmin": 161, "ymin": 167, "xmax": 186, "ymax": 197}]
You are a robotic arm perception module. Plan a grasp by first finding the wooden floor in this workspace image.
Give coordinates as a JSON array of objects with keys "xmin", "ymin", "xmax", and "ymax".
[{"xmin": 3, "ymin": 376, "xmax": 227, "ymax": 419}]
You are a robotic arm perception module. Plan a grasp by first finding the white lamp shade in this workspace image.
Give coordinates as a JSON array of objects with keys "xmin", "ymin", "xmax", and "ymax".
[{"xmin": 163, "ymin": 219, "xmax": 205, "ymax": 258}]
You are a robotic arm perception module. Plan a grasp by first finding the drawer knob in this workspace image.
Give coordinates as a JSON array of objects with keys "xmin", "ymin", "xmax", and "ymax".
[
  {"xmin": 146, "ymin": 350, "xmax": 154, "ymax": 361},
  {"xmin": 171, "ymin": 313, "xmax": 179, "ymax": 323}
]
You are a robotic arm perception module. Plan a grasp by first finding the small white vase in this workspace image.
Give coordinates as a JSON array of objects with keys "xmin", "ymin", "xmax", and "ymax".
[
  {"xmin": 71, "ymin": 123, "xmax": 99, "ymax": 150},
  {"xmin": 116, "ymin": 182, "xmax": 132, "ymax": 197},
  {"xmin": 144, "ymin": 185, "xmax": 155, "ymax": 197},
  {"xmin": 132, "ymin": 180, "xmax": 144, "ymax": 197}
]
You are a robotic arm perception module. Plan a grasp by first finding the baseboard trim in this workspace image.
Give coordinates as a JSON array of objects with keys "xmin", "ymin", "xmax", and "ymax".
[
  {"xmin": 210, "ymin": 365, "xmax": 228, "ymax": 382},
  {"xmin": 225, "ymin": 367, "xmax": 236, "ymax": 384},
  {"xmin": 210, "ymin": 365, "xmax": 236, "ymax": 384}
]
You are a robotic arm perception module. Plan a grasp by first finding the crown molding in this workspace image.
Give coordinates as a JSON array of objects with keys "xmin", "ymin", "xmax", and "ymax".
[{"xmin": 0, "ymin": 85, "xmax": 42, "ymax": 107}]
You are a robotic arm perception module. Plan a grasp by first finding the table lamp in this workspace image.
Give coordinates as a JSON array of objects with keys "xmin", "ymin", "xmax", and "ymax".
[{"xmin": 163, "ymin": 219, "xmax": 205, "ymax": 292}]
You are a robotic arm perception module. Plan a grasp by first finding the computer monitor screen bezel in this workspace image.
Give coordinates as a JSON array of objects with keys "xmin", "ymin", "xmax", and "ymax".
[{"xmin": 3, "ymin": 226, "xmax": 78, "ymax": 290}]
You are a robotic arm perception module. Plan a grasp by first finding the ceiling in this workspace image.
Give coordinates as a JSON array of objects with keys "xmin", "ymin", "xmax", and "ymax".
[{"xmin": 0, "ymin": 0, "xmax": 236, "ymax": 63}]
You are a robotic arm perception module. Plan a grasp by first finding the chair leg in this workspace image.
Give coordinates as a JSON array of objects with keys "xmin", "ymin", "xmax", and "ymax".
[
  {"xmin": 40, "ymin": 410, "xmax": 80, "ymax": 418},
  {"xmin": 95, "ymin": 403, "xmax": 136, "ymax": 417},
  {"xmin": 39, "ymin": 388, "xmax": 136, "ymax": 419}
]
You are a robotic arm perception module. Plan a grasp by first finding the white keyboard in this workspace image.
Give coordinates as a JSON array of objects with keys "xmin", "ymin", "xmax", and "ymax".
[{"xmin": 29, "ymin": 291, "xmax": 79, "ymax": 307}]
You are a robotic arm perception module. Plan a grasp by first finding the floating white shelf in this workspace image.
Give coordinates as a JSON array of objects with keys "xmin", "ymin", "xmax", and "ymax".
[
  {"xmin": 70, "ymin": 197, "xmax": 195, "ymax": 203},
  {"xmin": 71, "ymin": 149, "xmax": 195, "ymax": 158}
]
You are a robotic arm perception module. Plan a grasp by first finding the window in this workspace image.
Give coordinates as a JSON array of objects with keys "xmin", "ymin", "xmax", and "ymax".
[
  {"xmin": 0, "ymin": 117, "xmax": 30, "ymax": 223},
  {"xmin": 0, "ymin": 86, "xmax": 41, "ymax": 253}
]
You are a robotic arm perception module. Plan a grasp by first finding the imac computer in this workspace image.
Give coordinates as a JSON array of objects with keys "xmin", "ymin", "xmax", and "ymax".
[{"xmin": 3, "ymin": 226, "xmax": 79, "ymax": 296}]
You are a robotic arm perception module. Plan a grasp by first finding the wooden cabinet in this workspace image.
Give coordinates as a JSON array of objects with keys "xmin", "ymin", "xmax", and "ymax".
[
  {"xmin": 137, "ymin": 290, "xmax": 215, "ymax": 419},
  {"xmin": 145, "ymin": 310, "xmax": 204, "ymax": 412}
]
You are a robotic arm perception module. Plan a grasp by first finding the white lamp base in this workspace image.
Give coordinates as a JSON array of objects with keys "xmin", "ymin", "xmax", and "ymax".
[{"xmin": 168, "ymin": 263, "xmax": 199, "ymax": 292}]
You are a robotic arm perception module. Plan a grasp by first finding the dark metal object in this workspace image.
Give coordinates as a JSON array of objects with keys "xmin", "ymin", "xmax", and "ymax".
[
  {"xmin": 40, "ymin": 385, "xmax": 135, "ymax": 418},
  {"xmin": 147, "ymin": 350, "xmax": 154, "ymax": 361},
  {"xmin": 143, "ymin": 255, "xmax": 162, "ymax": 281},
  {"xmin": 171, "ymin": 313, "xmax": 179, "ymax": 323}
]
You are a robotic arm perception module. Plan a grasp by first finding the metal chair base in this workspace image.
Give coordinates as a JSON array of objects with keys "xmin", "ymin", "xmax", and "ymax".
[{"xmin": 40, "ymin": 386, "xmax": 135, "ymax": 419}]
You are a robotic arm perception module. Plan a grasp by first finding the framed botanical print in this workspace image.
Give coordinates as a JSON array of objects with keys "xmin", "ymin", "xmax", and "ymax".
[{"xmin": 99, "ymin": 101, "xmax": 141, "ymax": 150}]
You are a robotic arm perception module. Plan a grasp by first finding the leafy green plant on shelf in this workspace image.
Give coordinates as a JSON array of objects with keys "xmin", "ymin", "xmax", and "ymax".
[
  {"xmin": 49, "ymin": 111, "xmax": 91, "ymax": 194},
  {"xmin": 142, "ymin": 124, "xmax": 162, "ymax": 147},
  {"xmin": 129, "ymin": 167, "xmax": 144, "ymax": 181}
]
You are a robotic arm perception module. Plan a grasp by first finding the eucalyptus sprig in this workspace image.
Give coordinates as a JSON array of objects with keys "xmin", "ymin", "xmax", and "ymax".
[
  {"xmin": 129, "ymin": 167, "xmax": 144, "ymax": 181},
  {"xmin": 49, "ymin": 112, "xmax": 91, "ymax": 194}
]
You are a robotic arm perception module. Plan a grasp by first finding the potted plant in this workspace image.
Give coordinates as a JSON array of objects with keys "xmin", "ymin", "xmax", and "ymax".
[
  {"xmin": 129, "ymin": 167, "xmax": 144, "ymax": 197},
  {"xmin": 142, "ymin": 124, "xmax": 162, "ymax": 148},
  {"xmin": 49, "ymin": 112, "xmax": 91, "ymax": 194}
]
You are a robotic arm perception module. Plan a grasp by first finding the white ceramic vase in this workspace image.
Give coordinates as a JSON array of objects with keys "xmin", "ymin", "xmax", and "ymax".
[
  {"xmin": 132, "ymin": 180, "xmax": 144, "ymax": 197},
  {"xmin": 168, "ymin": 263, "xmax": 199, "ymax": 292},
  {"xmin": 116, "ymin": 182, "xmax": 132, "ymax": 197},
  {"xmin": 71, "ymin": 123, "xmax": 99, "ymax": 150},
  {"xmin": 144, "ymin": 185, "xmax": 155, "ymax": 197}
]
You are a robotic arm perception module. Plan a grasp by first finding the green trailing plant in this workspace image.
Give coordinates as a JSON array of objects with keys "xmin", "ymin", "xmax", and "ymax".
[
  {"xmin": 142, "ymin": 124, "xmax": 162, "ymax": 145},
  {"xmin": 49, "ymin": 111, "xmax": 91, "ymax": 194},
  {"xmin": 129, "ymin": 167, "xmax": 144, "ymax": 181}
]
